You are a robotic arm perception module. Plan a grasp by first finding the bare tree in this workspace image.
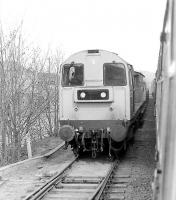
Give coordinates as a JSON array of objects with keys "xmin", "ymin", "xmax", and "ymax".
[
  {"xmin": 0, "ymin": 26, "xmax": 63, "ymax": 165},
  {"xmin": 37, "ymin": 51, "xmax": 62, "ymax": 137}
]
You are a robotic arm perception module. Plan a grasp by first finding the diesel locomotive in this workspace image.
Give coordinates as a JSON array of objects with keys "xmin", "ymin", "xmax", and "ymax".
[{"xmin": 58, "ymin": 49, "xmax": 147, "ymax": 158}]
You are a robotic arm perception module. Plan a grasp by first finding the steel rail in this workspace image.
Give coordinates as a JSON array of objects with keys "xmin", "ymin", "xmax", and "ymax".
[
  {"xmin": 89, "ymin": 159, "xmax": 119, "ymax": 200},
  {"xmin": 24, "ymin": 156, "xmax": 78, "ymax": 200},
  {"xmin": 43, "ymin": 141, "xmax": 65, "ymax": 157}
]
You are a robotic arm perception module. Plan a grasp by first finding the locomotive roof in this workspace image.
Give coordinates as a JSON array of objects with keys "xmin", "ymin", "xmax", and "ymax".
[{"xmin": 62, "ymin": 49, "xmax": 129, "ymax": 65}]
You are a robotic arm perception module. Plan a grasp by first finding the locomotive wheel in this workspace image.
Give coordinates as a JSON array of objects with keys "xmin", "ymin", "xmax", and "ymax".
[
  {"xmin": 123, "ymin": 140, "xmax": 127, "ymax": 152},
  {"xmin": 128, "ymin": 125, "xmax": 135, "ymax": 142},
  {"xmin": 73, "ymin": 147, "xmax": 79, "ymax": 157},
  {"xmin": 138, "ymin": 119, "xmax": 144, "ymax": 128},
  {"xmin": 118, "ymin": 140, "xmax": 127, "ymax": 156},
  {"xmin": 73, "ymin": 147, "xmax": 85, "ymax": 157}
]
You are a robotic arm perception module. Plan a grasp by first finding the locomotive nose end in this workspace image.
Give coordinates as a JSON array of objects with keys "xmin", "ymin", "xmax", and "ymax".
[{"xmin": 59, "ymin": 125, "xmax": 75, "ymax": 142}]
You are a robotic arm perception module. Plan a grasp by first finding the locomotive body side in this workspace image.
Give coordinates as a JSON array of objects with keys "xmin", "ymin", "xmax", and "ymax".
[
  {"xmin": 134, "ymin": 71, "xmax": 147, "ymax": 113},
  {"xmin": 58, "ymin": 49, "xmax": 146, "ymax": 157}
]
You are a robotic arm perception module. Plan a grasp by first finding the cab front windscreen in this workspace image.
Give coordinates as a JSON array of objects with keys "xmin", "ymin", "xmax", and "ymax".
[
  {"xmin": 62, "ymin": 63, "xmax": 84, "ymax": 86},
  {"xmin": 103, "ymin": 63, "xmax": 126, "ymax": 86}
]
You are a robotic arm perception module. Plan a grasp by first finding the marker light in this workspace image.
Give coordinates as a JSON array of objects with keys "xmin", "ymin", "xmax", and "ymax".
[
  {"xmin": 80, "ymin": 92, "xmax": 86, "ymax": 98},
  {"xmin": 100, "ymin": 92, "xmax": 106, "ymax": 98}
]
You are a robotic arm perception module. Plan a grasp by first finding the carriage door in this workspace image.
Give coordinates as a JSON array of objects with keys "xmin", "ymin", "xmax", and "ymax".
[{"xmin": 128, "ymin": 65, "xmax": 135, "ymax": 117}]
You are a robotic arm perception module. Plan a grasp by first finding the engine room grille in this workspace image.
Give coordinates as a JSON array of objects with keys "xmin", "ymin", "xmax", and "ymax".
[{"xmin": 77, "ymin": 89, "xmax": 109, "ymax": 100}]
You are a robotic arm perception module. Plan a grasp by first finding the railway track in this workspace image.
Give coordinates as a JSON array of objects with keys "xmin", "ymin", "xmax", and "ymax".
[
  {"xmin": 0, "ymin": 99, "xmax": 155, "ymax": 200},
  {"xmin": 0, "ymin": 142, "xmax": 68, "ymax": 200},
  {"xmin": 23, "ymin": 154, "xmax": 133, "ymax": 200}
]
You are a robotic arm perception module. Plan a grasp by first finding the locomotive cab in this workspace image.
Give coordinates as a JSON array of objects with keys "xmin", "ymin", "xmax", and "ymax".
[{"xmin": 58, "ymin": 50, "xmax": 145, "ymax": 157}]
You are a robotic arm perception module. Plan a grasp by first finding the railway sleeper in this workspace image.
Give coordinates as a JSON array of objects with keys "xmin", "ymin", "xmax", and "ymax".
[
  {"xmin": 56, "ymin": 182, "xmax": 98, "ymax": 189},
  {"xmin": 62, "ymin": 176, "xmax": 103, "ymax": 184}
]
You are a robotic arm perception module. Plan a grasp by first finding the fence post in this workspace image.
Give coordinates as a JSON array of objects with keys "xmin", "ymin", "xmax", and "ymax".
[{"xmin": 26, "ymin": 133, "xmax": 32, "ymax": 158}]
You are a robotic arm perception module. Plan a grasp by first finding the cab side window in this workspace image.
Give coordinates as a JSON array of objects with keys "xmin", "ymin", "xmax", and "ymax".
[{"xmin": 62, "ymin": 63, "xmax": 84, "ymax": 86}]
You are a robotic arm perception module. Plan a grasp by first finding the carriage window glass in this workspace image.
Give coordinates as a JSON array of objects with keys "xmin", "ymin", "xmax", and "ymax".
[
  {"xmin": 62, "ymin": 63, "xmax": 84, "ymax": 86},
  {"xmin": 104, "ymin": 63, "xmax": 126, "ymax": 86}
]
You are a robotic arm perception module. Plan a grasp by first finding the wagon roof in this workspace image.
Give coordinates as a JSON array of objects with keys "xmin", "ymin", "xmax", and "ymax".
[{"xmin": 134, "ymin": 71, "xmax": 145, "ymax": 77}]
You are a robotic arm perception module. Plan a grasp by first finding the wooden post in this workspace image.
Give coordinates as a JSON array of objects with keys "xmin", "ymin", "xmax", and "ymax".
[{"xmin": 26, "ymin": 133, "xmax": 32, "ymax": 158}]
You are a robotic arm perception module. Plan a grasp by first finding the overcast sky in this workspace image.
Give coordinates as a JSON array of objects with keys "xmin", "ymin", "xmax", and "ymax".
[{"xmin": 0, "ymin": 0, "xmax": 166, "ymax": 72}]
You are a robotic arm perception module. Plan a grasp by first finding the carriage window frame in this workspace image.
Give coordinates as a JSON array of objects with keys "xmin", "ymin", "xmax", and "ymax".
[
  {"xmin": 61, "ymin": 63, "xmax": 84, "ymax": 87},
  {"xmin": 128, "ymin": 70, "xmax": 133, "ymax": 88},
  {"xmin": 103, "ymin": 63, "xmax": 127, "ymax": 86}
]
